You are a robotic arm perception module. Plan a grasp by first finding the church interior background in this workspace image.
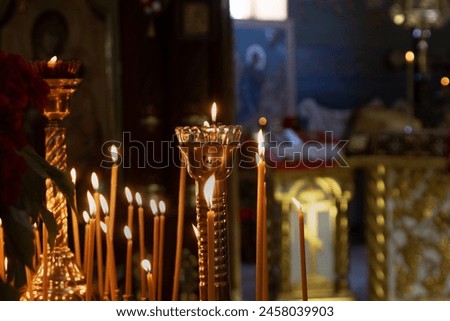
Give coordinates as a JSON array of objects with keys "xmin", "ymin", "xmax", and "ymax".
[{"xmin": 1, "ymin": 0, "xmax": 450, "ymax": 301}]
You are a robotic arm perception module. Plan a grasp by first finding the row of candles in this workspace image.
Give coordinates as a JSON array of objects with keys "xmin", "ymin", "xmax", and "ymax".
[{"xmin": 0, "ymin": 106, "xmax": 309, "ymax": 301}]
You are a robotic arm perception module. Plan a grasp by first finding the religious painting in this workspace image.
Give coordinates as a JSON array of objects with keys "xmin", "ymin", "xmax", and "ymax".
[{"xmin": 233, "ymin": 20, "xmax": 296, "ymax": 135}]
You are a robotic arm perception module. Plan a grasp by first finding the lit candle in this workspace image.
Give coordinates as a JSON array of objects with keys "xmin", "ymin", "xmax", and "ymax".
[
  {"xmin": 292, "ymin": 197, "xmax": 308, "ymax": 301},
  {"xmin": 141, "ymin": 259, "xmax": 155, "ymax": 301},
  {"xmin": 86, "ymin": 191, "xmax": 97, "ymax": 301},
  {"xmin": 173, "ymin": 161, "xmax": 186, "ymax": 300},
  {"xmin": 102, "ymin": 220, "xmax": 118, "ymax": 301},
  {"xmin": 109, "ymin": 145, "xmax": 119, "ymax": 238},
  {"xmin": 42, "ymin": 224, "xmax": 48, "ymax": 300},
  {"xmin": 25, "ymin": 265, "xmax": 34, "ymax": 301},
  {"xmin": 256, "ymin": 129, "xmax": 267, "ymax": 301},
  {"xmin": 124, "ymin": 226, "xmax": 133, "ymax": 298},
  {"xmin": 157, "ymin": 200, "xmax": 166, "ymax": 301},
  {"xmin": 91, "ymin": 172, "xmax": 104, "ymax": 297},
  {"xmin": 33, "ymin": 223, "xmax": 41, "ymax": 267},
  {"xmin": 211, "ymin": 102, "xmax": 217, "ymax": 125},
  {"xmin": 136, "ymin": 192, "xmax": 146, "ymax": 300},
  {"xmin": 204, "ymin": 175, "xmax": 216, "ymax": 301},
  {"xmin": 47, "ymin": 55, "xmax": 57, "ymax": 68},
  {"xmin": 405, "ymin": 50, "xmax": 415, "ymax": 115},
  {"xmin": 70, "ymin": 168, "xmax": 82, "ymax": 268},
  {"xmin": 0, "ymin": 219, "xmax": 5, "ymax": 281},
  {"xmin": 125, "ymin": 187, "xmax": 134, "ymax": 235},
  {"xmin": 150, "ymin": 199, "xmax": 159, "ymax": 300},
  {"xmin": 82, "ymin": 211, "xmax": 90, "ymax": 274}
]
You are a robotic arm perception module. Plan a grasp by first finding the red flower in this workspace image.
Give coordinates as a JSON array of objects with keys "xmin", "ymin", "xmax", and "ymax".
[{"xmin": 0, "ymin": 51, "xmax": 50, "ymax": 210}]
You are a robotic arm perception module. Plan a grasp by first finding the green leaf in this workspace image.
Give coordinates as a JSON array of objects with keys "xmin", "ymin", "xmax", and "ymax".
[
  {"xmin": 4, "ymin": 207, "xmax": 35, "ymax": 269},
  {"xmin": 40, "ymin": 206, "xmax": 58, "ymax": 248},
  {"xmin": 17, "ymin": 145, "xmax": 76, "ymax": 210}
]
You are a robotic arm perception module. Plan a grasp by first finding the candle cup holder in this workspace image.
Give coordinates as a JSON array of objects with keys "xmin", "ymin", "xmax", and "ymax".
[
  {"xmin": 176, "ymin": 124, "xmax": 242, "ymax": 301},
  {"xmin": 22, "ymin": 65, "xmax": 86, "ymax": 300}
]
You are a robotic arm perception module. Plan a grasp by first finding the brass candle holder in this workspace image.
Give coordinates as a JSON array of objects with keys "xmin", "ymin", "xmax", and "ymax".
[
  {"xmin": 175, "ymin": 124, "xmax": 241, "ymax": 300},
  {"xmin": 23, "ymin": 60, "xmax": 86, "ymax": 300}
]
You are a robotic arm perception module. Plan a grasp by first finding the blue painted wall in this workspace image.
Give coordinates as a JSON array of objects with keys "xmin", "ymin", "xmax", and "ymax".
[{"xmin": 289, "ymin": 0, "xmax": 450, "ymax": 111}]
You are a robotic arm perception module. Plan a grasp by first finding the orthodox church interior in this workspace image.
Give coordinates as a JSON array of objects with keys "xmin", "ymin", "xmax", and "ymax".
[{"xmin": 1, "ymin": 0, "xmax": 450, "ymax": 301}]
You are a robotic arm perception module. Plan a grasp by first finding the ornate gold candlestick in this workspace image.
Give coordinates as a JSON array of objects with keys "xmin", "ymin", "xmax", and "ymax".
[
  {"xmin": 24, "ymin": 61, "xmax": 86, "ymax": 300},
  {"xmin": 175, "ymin": 124, "xmax": 241, "ymax": 300}
]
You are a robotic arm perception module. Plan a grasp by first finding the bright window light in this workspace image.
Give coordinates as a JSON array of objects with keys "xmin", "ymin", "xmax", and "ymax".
[{"xmin": 229, "ymin": 0, "xmax": 287, "ymax": 21}]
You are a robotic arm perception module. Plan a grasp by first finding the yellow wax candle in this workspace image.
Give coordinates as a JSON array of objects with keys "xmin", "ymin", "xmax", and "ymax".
[
  {"xmin": 262, "ymin": 182, "xmax": 268, "ymax": 300},
  {"xmin": 125, "ymin": 187, "xmax": 134, "ymax": 235},
  {"xmin": 0, "ymin": 219, "xmax": 5, "ymax": 281},
  {"xmin": 124, "ymin": 226, "xmax": 133, "ymax": 297},
  {"xmin": 70, "ymin": 168, "xmax": 82, "ymax": 268},
  {"xmin": 86, "ymin": 191, "xmax": 97, "ymax": 301},
  {"xmin": 33, "ymin": 223, "xmax": 41, "ymax": 267},
  {"xmin": 25, "ymin": 266, "xmax": 34, "ymax": 301},
  {"xmin": 150, "ymin": 199, "xmax": 159, "ymax": 300},
  {"xmin": 172, "ymin": 163, "xmax": 186, "ymax": 300},
  {"xmin": 157, "ymin": 201, "xmax": 166, "ymax": 301},
  {"xmin": 255, "ymin": 129, "xmax": 266, "ymax": 301},
  {"xmin": 292, "ymin": 197, "xmax": 308, "ymax": 301},
  {"xmin": 136, "ymin": 192, "xmax": 146, "ymax": 300},
  {"xmin": 102, "ymin": 220, "xmax": 118, "ymax": 301},
  {"xmin": 91, "ymin": 172, "xmax": 104, "ymax": 297},
  {"xmin": 42, "ymin": 225, "xmax": 49, "ymax": 300},
  {"xmin": 141, "ymin": 259, "xmax": 155, "ymax": 301},
  {"xmin": 109, "ymin": 145, "xmax": 119, "ymax": 238},
  {"xmin": 82, "ymin": 211, "xmax": 90, "ymax": 274},
  {"xmin": 204, "ymin": 175, "xmax": 216, "ymax": 301}
]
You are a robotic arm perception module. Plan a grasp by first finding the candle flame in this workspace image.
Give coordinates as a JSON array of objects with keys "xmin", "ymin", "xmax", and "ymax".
[
  {"xmin": 150, "ymin": 199, "xmax": 158, "ymax": 215},
  {"xmin": 211, "ymin": 102, "xmax": 217, "ymax": 123},
  {"xmin": 158, "ymin": 200, "xmax": 166, "ymax": 215},
  {"xmin": 70, "ymin": 168, "xmax": 77, "ymax": 184},
  {"xmin": 204, "ymin": 175, "xmax": 215, "ymax": 209},
  {"xmin": 100, "ymin": 194, "xmax": 109, "ymax": 215},
  {"xmin": 100, "ymin": 221, "xmax": 107, "ymax": 234},
  {"xmin": 291, "ymin": 197, "xmax": 303, "ymax": 211},
  {"xmin": 192, "ymin": 224, "xmax": 200, "ymax": 239},
  {"xmin": 83, "ymin": 211, "xmax": 90, "ymax": 224},
  {"xmin": 91, "ymin": 172, "xmax": 99, "ymax": 191},
  {"xmin": 124, "ymin": 226, "xmax": 132, "ymax": 240},
  {"xmin": 4, "ymin": 257, "xmax": 7, "ymax": 272},
  {"xmin": 0, "ymin": 218, "xmax": 2, "ymax": 226},
  {"xmin": 257, "ymin": 129, "xmax": 265, "ymax": 160},
  {"xmin": 125, "ymin": 187, "xmax": 133, "ymax": 204},
  {"xmin": 111, "ymin": 145, "xmax": 119, "ymax": 163},
  {"xmin": 33, "ymin": 222, "xmax": 38, "ymax": 229},
  {"xmin": 141, "ymin": 259, "xmax": 151, "ymax": 273},
  {"xmin": 405, "ymin": 51, "xmax": 414, "ymax": 63},
  {"xmin": 47, "ymin": 56, "xmax": 57, "ymax": 67},
  {"xmin": 87, "ymin": 191, "xmax": 96, "ymax": 216},
  {"xmin": 135, "ymin": 192, "xmax": 143, "ymax": 207}
]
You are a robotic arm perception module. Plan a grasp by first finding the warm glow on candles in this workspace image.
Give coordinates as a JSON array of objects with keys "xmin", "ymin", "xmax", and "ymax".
[
  {"xmin": 70, "ymin": 168, "xmax": 81, "ymax": 267},
  {"xmin": 150, "ymin": 198, "xmax": 160, "ymax": 300},
  {"xmin": 204, "ymin": 175, "xmax": 216, "ymax": 301},
  {"xmin": 292, "ymin": 197, "xmax": 308, "ymax": 301},
  {"xmin": 192, "ymin": 224, "xmax": 200, "ymax": 240},
  {"xmin": 203, "ymin": 120, "xmax": 210, "ymax": 127},
  {"xmin": 109, "ymin": 145, "xmax": 119, "ymax": 238},
  {"xmin": 256, "ymin": 128, "xmax": 267, "ymax": 301},
  {"xmin": 141, "ymin": 259, "xmax": 155, "ymax": 301},
  {"xmin": 125, "ymin": 187, "xmax": 134, "ymax": 235},
  {"xmin": 136, "ymin": 192, "xmax": 146, "ymax": 300},
  {"xmin": 100, "ymin": 194, "xmax": 109, "ymax": 215},
  {"xmin": 157, "ymin": 200, "xmax": 166, "ymax": 300},
  {"xmin": 87, "ymin": 191, "xmax": 96, "ymax": 215},
  {"xmin": 0, "ymin": 218, "xmax": 4, "ymax": 281},
  {"xmin": 124, "ymin": 226, "xmax": 133, "ymax": 298},
  {"xmin": 211, "ymin": 102, "xmax": 217, "ymax": 124},
  {"xmin": 70, "ymin": 168, "xmax": 76, "ymax": 184},
  {"xmin": 111, "ymin": 145, "xmax": 119, "ymax": 163},
  {"xmin": 91, "ymin": 172, "xmax": 99, "ymax": 191},
  {"xmin": 405, "ymin": 50, "xmax": 415, "ymax": 63},
  {"xmin": 47, "ymin": 56, "xmax": 57, "ymax": 68}
]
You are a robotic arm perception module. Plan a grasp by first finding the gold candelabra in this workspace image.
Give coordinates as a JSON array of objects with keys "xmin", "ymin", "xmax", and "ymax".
[
  {"xmin": 175, "ymin": 123, "xmax": 241, "ymax": 300},
  {"xmin": 23, "ymin": 61, "xmax": 85, "ymax": 300}
]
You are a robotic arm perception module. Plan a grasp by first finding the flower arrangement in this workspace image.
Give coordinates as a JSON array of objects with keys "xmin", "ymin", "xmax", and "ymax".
[{"xmin": 0, "ymin": 51, "xmax": 73, "ymax": 299}]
